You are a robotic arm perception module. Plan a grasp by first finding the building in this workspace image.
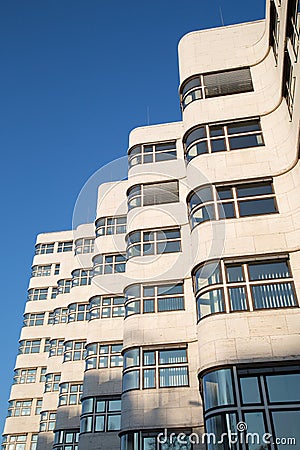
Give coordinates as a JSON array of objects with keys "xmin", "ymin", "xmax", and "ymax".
[{"xmin": 2, "ymin": 0, "xmax": 300, "ymax": 449}]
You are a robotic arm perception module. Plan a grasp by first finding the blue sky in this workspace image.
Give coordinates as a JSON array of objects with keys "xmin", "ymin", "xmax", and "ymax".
[{"xmin": 0, "ymin": 0, "xmax": 265, "ymax": 434}]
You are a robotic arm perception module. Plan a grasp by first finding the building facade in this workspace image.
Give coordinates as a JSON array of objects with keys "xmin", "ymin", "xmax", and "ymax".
[{"xmin": 2, "ymin": 0, "xmax": 300, "ymax": 449}]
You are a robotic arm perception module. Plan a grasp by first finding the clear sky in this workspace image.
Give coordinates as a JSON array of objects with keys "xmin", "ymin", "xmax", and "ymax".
[{"xmin": 0, "ymin": 0, "xmax": 265, "ymax": 434}]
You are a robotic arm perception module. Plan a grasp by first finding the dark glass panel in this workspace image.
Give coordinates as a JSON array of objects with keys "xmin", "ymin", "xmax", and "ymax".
[
  {"xmin": 229, "ymin": 287, "xmax": 248, "ymax": 311},
  {"xmin": 218, "ymin": 202, "xmax": 235, "ymax": 219},
  {"xmin": 197, "ymin": 289, "xmax": 224, "ymax": 319},
  {"xmin": 227, "ymin": 120, "xmax": 260, "ymax": 134},
  {"xmin": 248, "ymin": 261, "xmax": 290, "ymax": 280},
  {"xmin": 236, "ymin": 182, "xmax": 273, "ymax": 197},
  {"xmin": 203, "ymin": 369, "xmax": 235, "ymax": 410},
  {"xmin": 252, "ymin": 282, "xmax": 296, "ymax": 309},
  {"xmin": 272, "ymin": 411, "xmax": 300, "ymax": 450},
  {"xmin": 239, "ymin": 198, "xmax": 276, "ymax": 216},
  {"xmin": 185, "ymin": 126, "xmax": 206, "ymax": 148},
  {"xmin": 226, "ymin": 265, "xmax": 244, "ymax": 282},
  {"xmin": 266, "ymin": 373, "xmax": 300, "ymax": 402},
  {"xmin": 205, "ymin": 413, "xmax": 238, "ymax": 450},
  {"xmin": 229, "ymin": 134, "xmax": 264, "ymax": 150},
  {"xmin": 243, "ymin": 412, "xmax": 267, "ymax": 450},
  {"xmin": 211, "ymin": 138, "xmax": 226, "ymax": 152},
  {"xmin": 240, "ymin": 377, "xmax": 262, "ymax": 404}
]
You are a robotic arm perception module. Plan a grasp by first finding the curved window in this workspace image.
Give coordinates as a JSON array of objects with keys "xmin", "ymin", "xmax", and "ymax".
[
  {"xmin": 18, "ymin": 340, "xmax": 41, "ymax": 355},
  {"xmin": 57, "ymin": 279, "xmax": 71, "ymax": 294},
  {"xmin": 74, "ymin": 238, "xmax": 94, "ymax": 255},
  {"xmin": 180, "ymin": 67, "xmax": 253, "ymax": 110},
  {"xmin": 93, "ymin": 254, "xmax": 126, "ymax": 275},
  {"xmin": 35, "ymin": 243, "xmax": 54, "ymax": 255},
  {"xmin": 2, "ymin": 435, "xmax": 27, "ymax": 450},
  {"xmin": 127, "ymin": 228, "xmax": 181, "ymax": 259},
  {"xmin": 68, "ymin": 303, "xmax": 89, "ymax": 322},
  {"xmin": 49, "ymin": 339, "xmax": 64, "ymax": 357},
  {"xmin": 188, "ymin": 181, "xmax": 277, "ymax": 229},
  {"xmin": 122, "ymin": 347, "xmax": 188, "ymax": 392},
  {"xmin": 200, "ymin": 365, "xmax": 300, "ymax": 450},
  {"xmin": 63, "ymin": 341, "xmax": 86, "ymax": 362},
  {"xmin": 120, "ymin": 430, "xmax": 192, "ymax": 450},
  {"xmin": 53, "ymin": 430, "xmax": 79, "ymax": 449},
  {"xmin": 71, "ymin": 269, "xmax": 93, "ymax": 287},
  {"xmin": 31, "ymin": 265, "xmax": 51, "ymax": 277},
  {"xmin": 80, "ymin": 397, "xmax": 121, "ymax": 433},
  {"xmin": 23, "ymin": 313, "xmax": 45, "ymax": 327},
  {"xmin": 89, "ymin": 295, "xmax": 125, "ymax": 319},
  {"xmin": 48, "ymin": 308, "xmax": 68, "ymax": 324},
  {"xmin": 183, "ymin": 119, "xmax": 264, "ymax": 163},
  {"xmin": 125, "ymin": 282, "xmax": 184, "ymax": 317},
  {"xmin": 45, "ymin": 373, "xmax": 61, "ymax": 392},
  {"xmin": 127, "ymin": 181, "xmax": 179, "ymax": 210},
  {"xmin": 58, "ymin": 383, "xmax": 82, "ymax": 406},
  {"xmin": 95, "ymin": 215, "xmax": 126, "ymax": 236},
  {"xmin": 8, "ymin": 399, "xmax": 32, "ymax": 417},
  {"xmin": 40, "ymin": 411, "xmax": 56, "ymax": 431},
  {"xmin": 85, "ymin": 343, "xmax": 123, "ymax": 371},
  {"xmin": 193, "ymin": 258, "xmax": 297, "ymax": 321},
  {"xmin": 27, "ymin": 288, "xmax": 48, "ymax": 301},
  {"xmin": 13, "ymin": 368, "xmax": 37, "ymax": 384},
  {"xmin": 128, "ymin": 141, "xmax": 176, "ymax": 169}
]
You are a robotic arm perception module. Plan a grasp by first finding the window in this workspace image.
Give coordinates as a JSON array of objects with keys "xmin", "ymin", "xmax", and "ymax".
[
  {"xmin": 188, "ymin": 180, "xmax": 277, "ymax": 228},
  {"xmin": 63, "ymin": 340, "xmax": 86, "ymax": 362},
  {"xmin": 18, "ymin": 340, "xmax": 41, "ymax": 354},
  {"xmin": 286, "ymin": 0, "xmax": 300, "ymax": 57},
  {"xmin": 127, "ymin": 228, "xmax": 181, "ymax": 259},
  {"xmin": 27, "ymin": 288, "xmax": 48, "ymax": 301},
  {"xmin": 31, "ymin": 265, "xmax": 51, "ymax": 277},
  {"xmin": 201, "ymin": 365, "xmax": 300, "ymax": 450},
  {"xmin": 283, "ymin": 51, "xmax": 296, "ymax": 118},
  {"xmin": 128, "ymin": 140, "xmax": 177, "ymax": 169},
  {"xmin": 30, "ymin": 435, "xmax": 38, "ymax": 450},
  {"xmin": 51, "ymin": 287, "xmax": 58, "ymax": 299},
  {"xmin": 68, "ymin": 303, "xmax": 89, "ymax": 322},
  {"xmin": 35, "ymin": 243, "xmax": 54, "ymax": 255},
  {"xmin": 44, "ymin": 338, "xmax": 51, "ymax": 353},
  {"xmin": 93, "ymin": 254, "xmax": 126, "ymax": 275},
  {"xmin": 48, "ymin": 308, "xmax": 68, "ymax": 324},
  {"xmin": 125, "ymin": 282, "xmax": 184, "ymax": 317},
  {"xmin": 95, "ymin": 216, "xmax": 126, "ymax": 237},
  {"xmin": 57, "ymin": 279, "xmax": 72, "ymax": 294},
  {"xmin": 49, "ymin": 339, "xmax": 64, "ymax": 357},
  {"xmin": 71, "ymin": 269, "xmax": 93, "ymax": 287},
  {"xmin": 57, "ymin": 241, "xmax": 73, "ymax": 252},
  {"xmin": 40, "ymin": 411, "xmax": 56, "ymax": 432},
  {"xmin": 2, "ymin": 435, "xmax": 27, "ymax": 450},
  {"xmin": 85, "ymin": 343, "xmax": 123, "ymax": 371},
  {"xmin": 53, "ymin": 430, "xmax": 79, "ymax": 450},
  {"xmin": 183, "ymin": 118, "xmax": 264, "ymax": 162},
  {"xmin": 122, "ymin": 347, "xmax": 189, "ymax": 392},
  {"xmin": 89, "ymin": 295, "xmax": 125, "ymax": 319},
  {"xmin": 74, "ymin": 238, "xmax": 94, "ymax": 255},
  {"xmin": 80, "ymin": 397, "xmax": 121, "ymax": 433},
  {"xmin": 35, "ymin": 399, "xmax": 43, "ymax": 415},
  {"xmin": 45, "ymin": 373, "xmax": 61, "ymax": 392},
  {"xmin": 193, "ymin": 258, "xmax": 298, "ymax": 320},
  {"xmin": 40, "ymin": 367, "xmax": 47, "ymax": 382},
  {"xmin": 58, "ymin": 383, "xmax": 83, "ymax": 406},
  {"xmin": 13, "ymin": 368, "xmax": 37, "ymax": 384},
  {"xmin": 120, "ymin": 431, "xmax": 192, "ymax": 450},
  {"xmin": 31, "ymin": 263, "xmax": 59, "ymax": 277},
  {"xmin": 23, "ymin": 313, "xmax": 45, "ymax": 327},
  {"xmin": 180, "ymin": 67, "xmax": 253, "ymax": 109},
  {"xmin": 269, "ymin": 0, "xmax": 280, "ymax": 60},
  {"xmin": 8, "ymin": 400, "xmax": 32, "ymax": 417},
  {"xmin": 127, "ymin": 181, "xmax": 179, "ymax": 211}
]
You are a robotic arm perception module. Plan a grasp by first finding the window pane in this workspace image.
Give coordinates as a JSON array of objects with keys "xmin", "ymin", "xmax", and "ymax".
[
  {"xmin": 124, "ymin": 349, "xmax": 139, "ymax": 368},
  {"xmin": 123, "ymin": 371, "xmax": 140, "ymax": 391},
  {"xmin": 144, "ymin": 369, "xmax": 155, "ymax": 388},
  {"xmin": 228, "ymin": 287, "xmax": 248, "ymax": 311},
  {"xmin": 237, "ymin": 182, "xmax": 273, "ymax": 197},
  {"xmin": 243, "ymin": 412, "xmax": 267, "ymax": 450},
  {"xmin": 107, "ymin": 414, "xmax": 121, "ymax": 431},
  {"xmin": 197, "ymin": 289, "xmax": 224, "ymax": 319},
  {"xmin": 211, "ymin": 138, "xmax": 226, "ymax": 152},
  {"xmin": 266, "ymin": 373, "xmax": 300, "ymax": 402},
  {"xmin": 239, "ymin": 198, "xmax": 276, "ymax": 216},
  {"xmin": 203, "ymin": 369, "xmax": 235, "ymax": 410},
  {"xmin": 195, "ymin": 262, "xmax": 221, "ymax": 291},
  {"xmin": 229, "ymin": 133, "xmax": 263, "ymax": 149},
  {"xmin": 108, "ymin": 400, "xmax": 121, "ymax": 411},
  {"xmin": 272, "ymin": 411, "xmax": 300, "ymax": 450},
  {"xmin": 95, "ymin": 415, "xmax": 105, "ymax": 431},
  {"xmin": 240, "ymin": 377, "xmax": 262, "ymax": 404},
  {"xmin": 157, "ymin": 240, "xmax": 181, "ymax": 254},
  {"xmin": 248, "ymin": 261, "xmax": 290, "ymax": 280},
  {"xmin": 157, "ymin": 296, "xmax": 184, "ymax": 312},
  {"xmin": 251, "ymin": 283, "xmax": 296, "ymax": 309},
  {"xmin": 159, "ymin": 349, "xmax": 187, "ymax": 364},
  {"xmin": 159, "ymin": 367, "xmax": 188, "ymax": 387},
  {"xmin": 218, "ymin": 202, "xmax": 235, "ymax": 219},
  {"xmin": 205, "ymin": 413, "xmax": 238, "ymax": 450},
  {"xmin": 226, "ymin": 265, "xmax": 244, "ymax": 282},
  {"xmin": 227, "ymin": 120, "xmax": 260, "ymax": 134}
]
